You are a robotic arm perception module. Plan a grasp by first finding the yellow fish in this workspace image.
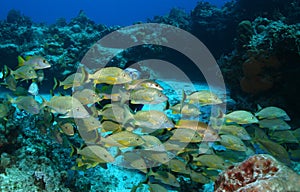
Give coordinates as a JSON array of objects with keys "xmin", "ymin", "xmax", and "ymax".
[
  {"xmin": 72, "ymin": 89, "xmax": 102, "ymax": 105},
  {"xmin": 255, "ymin": 106, "xmax": 290, "ymax": 121},
  {"xmin": 89, "ymin": 67, "xmax": 132, "ymax": 85},
  {"xmin": 18, "ymin": 55, "xmax": 51, "ymax": 70},
  {"xmin": 8, "ymin": 65, "xmax": 37, "ymax": 80},
  {"xmin": 225, "ymin": 110, "xmax": 258, "ymax": 124},
  {"xmin": 219, "ymin": 135, "xmax": 247, "ymax": 151},
  {"xmin": 187, "ymin": 90, "xmax": 222, "ymax": 105},
  {"xmin": 45, "ymin": 96, "xmax": 90, "ymax": 118},
  {"xmin": 101, "ymin": 131, "xmax": 144, "ymax": 147}
]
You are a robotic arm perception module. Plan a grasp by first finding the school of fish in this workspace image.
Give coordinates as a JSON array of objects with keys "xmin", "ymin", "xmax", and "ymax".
[{"xmin": 0, "ymin": 55, "xmax": 299, "ymax": 191}]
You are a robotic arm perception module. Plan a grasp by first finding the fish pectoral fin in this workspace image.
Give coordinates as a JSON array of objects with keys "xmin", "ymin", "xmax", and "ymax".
[{"xmin": 58, "ymin": 110, "xmax": 71, "ymax": 118}]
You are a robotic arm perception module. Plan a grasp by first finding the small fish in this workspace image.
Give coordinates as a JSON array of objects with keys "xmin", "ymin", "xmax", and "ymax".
[
  {"xmin": 128, "ymin": 110, "xmax": 174, "ymax": 129},
  {"xmin": 141, "ymin": 135, "xmax": 163, "ymax": 150},
  {"xmin": 72, "ymin": 89, "xmax": 102, "ymax": 105},
  {"xmin": 219, "ymin": 135, "xmax": 247, "ymax": 151},
  {"xmin": 73, "ymin": 157, "xmax": 105, "ymax": 170},
  {"xmin": 39, "ymin": 107, "xmax": 54, "ymax": 130},
  {"xmin": 122, "ymin": 151, "xmax": 147, "ymax": 173},
  {"xmin": 0, "ymin": 102, "xmax": 10, "ymax": 119},
  {"xmin": 225, "ymin": 110, "xmax": 258, "ymax": 124},
  {"xmin": 53, "ymin": 67, "xmax": 87, "ymax": 90},
  {"xmin": 187, "ymin": 90, "xmax": 222, "ymax": 105},
  {"xmin": 170, "ymin": 103, "xmax": 201, "ymax": 116},
  {"xmin": 169, "ymin": 128, "xmax": 202, "ymax": 143},
  {"xmin": 1, "ymin": 74, "xmax": 17, "ymax": 91},
  {"xmin": 292, "ymin": 128, "xmax": 300, "ymax": 141},
  {"xmin": 192, "ymin": 154, "xmax": 229, "ymax": 170},
  {"xmin": 28, "ymin": 82, "xmax": 39, "ymax": 96},
  {"xmin": 101, "ymin": 131, "xmax": 144, "ymax": 147},
  {"xmin": 7, "ymin": 95, "xmax": 40, "ymax": 114},
  {"xmin": 98, "ymin": 92, "xmax": 122, "ymax": 102},
  {"xmin": 289, "ymin": 149, "xmax": 300, "ymax": 161},
  {"xmin": 142, "ymin": 150, "xmax": 171, "ymax": 164},
  {"xmin": 148, "ymin": 183, "xmax": 168, "ymax": 192},
  {"xmin": 127, "ymin": 88, "xmax": 168, "ymax": 104},
  {"xmin": 219, "ymin": 124, "xmax": 251, "ymax": 140},
  {"xmin": 175, "ymin": 120, "xmax": 219, "ymax": 141},
  {"xmin": 189, "ymin": 170, "xmax": 210, "ymax": 184},
  {"xmin": 100, "ymin": 103, "xmax": 131, "ymax": 123},
  {"xmin": 75, "ymin": 116, "xmax": 102, "ymax": 132},
  {"xmin": 8, "ymin": 65, "xmax": 37, "ymax": 80},
  {"xmin": 269, "ymin": 130, "xmax": 298, "ymax": 144},
  {"xmin": 148, "ymin": 169, "xmax": 180, "ymax": 187},
  {"xmin": 45, "ymin": 96, "xmax": 90, "ymax": 118},
  {"xmin": 124, "ymin": 79, "xmax": 163, "ymax": 91},
  {"xmin": 71, "ymin": 145, "xmax": 115, "ymax": 163},
  {"xmin": 89, "ymin": 67, "xmax": 132, "ymax": 85},
  {"xmin": 36, "ymin": 70, "xmax": 45, "ymax": 83},
  {"xmin": 18, "ymin": 55, "xmax": 51, "ymax": 70},
  {"xmin": 57, "ymin": 119, "xmax": 75, "ymax": 136},
  {"xmin": 165, "ymin": 159, "xmax": 190, "ymax": 174},
  {"xmin": 124, "ymin": 67, "xmax": 141, "ymax": 80},
  {"xmin": 255, "ymin": 138, "xmax": 291, "ymax": 165},
  {"xmin": 12, "ymin": 86, "xmax": 28, "ymax": 96},
  {"xmin": 79, "ymin": 129, "xmax": 100, "ymax": 144},
  {"xmin": 255, "ymin": 106, "xmax": 290, "ymax": 121},
  {"xmin": 258, "ymin": 118, "xmax": 291, "ymax": 131},
  {"xmin": 100, "ymin": 120, "xmax": 122, "ymax": 133}
]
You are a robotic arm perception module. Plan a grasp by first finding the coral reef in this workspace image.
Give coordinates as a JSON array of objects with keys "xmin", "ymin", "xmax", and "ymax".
[
  {"xmin": 220, "ymin": 17, "xmax": 300, "ymax": 118},
  {"xmin": 0, "ymin": 1, "xmax": 300, "ymax": 191},
  {"xmin": 214, "ymin": 154, "xmax": 300, "ymax": 192}
]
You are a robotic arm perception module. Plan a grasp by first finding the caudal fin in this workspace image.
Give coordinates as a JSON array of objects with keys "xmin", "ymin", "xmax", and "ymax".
[{"xmin": 53, "ymin": 77, "xmax": 60, "ymax": 90}]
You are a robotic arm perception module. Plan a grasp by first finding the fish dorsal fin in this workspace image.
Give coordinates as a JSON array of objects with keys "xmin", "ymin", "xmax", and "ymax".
[
  {"xmin": 25, "ymin": 55, "xmax": 32, "ymax": 61},
  {"xmin": 18, "ymin": 56, "xmax": 25, "ymax": 67},
  {"xmin": 257, "ymin": 104, "xmax": 262, "ymax": 111}
]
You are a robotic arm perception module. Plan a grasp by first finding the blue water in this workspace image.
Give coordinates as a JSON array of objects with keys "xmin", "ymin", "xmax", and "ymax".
[{"xmin": 0, "ymin": 0, "xmax": 229, "ymax": 26}]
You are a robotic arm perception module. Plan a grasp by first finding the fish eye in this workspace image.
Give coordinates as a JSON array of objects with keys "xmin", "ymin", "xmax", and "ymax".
[
  {"xmin": 29, "ymin": 70, "xmax": 33, "ymax": 73},
  {"xmin": 76, "ymin": 107, "xmax": 79, "ymax": 111},
  {"xmin": 158, "ymin": 94, "xmax": 162, "ymax": 97},
  {"xmin": 43, "ymin": 59, "xmax": 47, "ymax": 63}
]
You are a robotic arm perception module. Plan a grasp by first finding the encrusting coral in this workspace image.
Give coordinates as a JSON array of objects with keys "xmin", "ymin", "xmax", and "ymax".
[{"xmin": 214, "ymin": 154, "xmax": 300, "ymax": 192}]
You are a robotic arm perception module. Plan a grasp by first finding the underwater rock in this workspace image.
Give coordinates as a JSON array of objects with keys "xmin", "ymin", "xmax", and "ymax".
[
  {"xmin": 6, "ymin": 9, "xmax": 32, "ymax": 26},
  {"xmin": 0, "ymin": 44, "xmax": 20, "ymax": 68},
  {"xmin": 214, "ymin": 154, "xmax": 300, "ymax": 192},
  {"xmin": 236, "ymin": 20, "xmax": 253, "ymax": 52}
]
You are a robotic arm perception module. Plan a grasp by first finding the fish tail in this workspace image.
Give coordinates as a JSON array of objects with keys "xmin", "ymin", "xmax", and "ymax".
[
  {"xmin": 39, "ymin": 95, "xmax": 48, "ymax": 109},
  {"xmin": 119, "ymin": 89, "xmax": 129, "ymax": 106},
  {"xmin": 17, "ymin": 56, "xmax": 25, "ymax": 67},
  {"xmin": 3, "ymin": 65, "xmax": 12, "ymax": 77},
  {"xmin": 122, "ymin": 104, "xmax": 134, "ymax": 126},
  {"xmin": 80, "ymin": 66, "xmax": 89, "ymax": 83},
  {"xmin": 180, "ymin": 89, "xmax": 187, "ymax": 112},
  {"xmin": 70, "ymin": 143, "xmax": 78, "ymax": 157},
  {"xmin": 53, "ymin": 77, "xmax": 60, "ymax": 90},
  {"xmin": 6, "ymin": 94, "xmax": 14, "ymax": 104}
]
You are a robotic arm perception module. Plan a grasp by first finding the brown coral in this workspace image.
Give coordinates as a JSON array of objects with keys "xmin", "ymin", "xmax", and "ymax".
[
  {"xmin": 214, "ymin": 154, "xmax": 300, "ymax": 192},
  {"xmin": 240, "ymin": 52, "xmax": 281, "ymax": 94}
]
